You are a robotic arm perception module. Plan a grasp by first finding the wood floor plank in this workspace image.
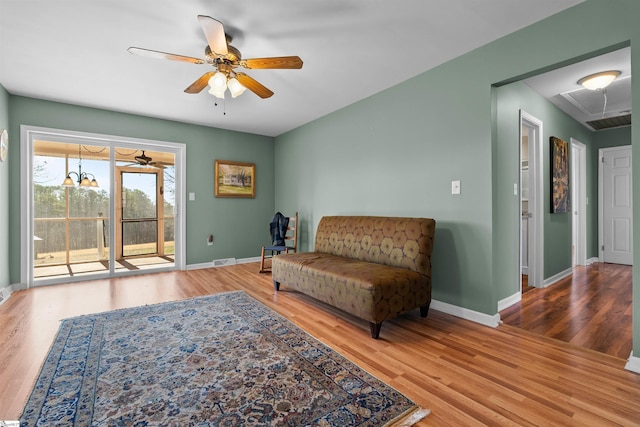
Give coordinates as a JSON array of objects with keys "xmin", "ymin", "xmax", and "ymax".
[
  {"xmin": 501, "ymin": 263, "xmax": 633, "ymax": 359},
  {"xmin": 0, "ymin": 264, "xmax": 639, "ymax": 425}
]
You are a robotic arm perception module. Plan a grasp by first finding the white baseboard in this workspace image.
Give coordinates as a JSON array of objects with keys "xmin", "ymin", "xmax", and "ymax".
[
  {"xmin": 497, "ymin": 291, "xmax": 522, "ymax": 312},
  {"xmin": 186, "ymin": 262, "xmax": 214, "ymax": 270},
  {"xmin": 543, "ymin": 267, "xmax": 573, "ymax": 288},
  {"xmin": 187, "ymin": 256, "xmax": 260, "ymax": 271},
  {"xmin": 585, "ymin": 257, "xmax": 598, "ymax": 265},
  {"xmin": 0, "ymin": 285, "xmax": 13, "ymax": 306},
  {"xmin": 625, "ymin": 351, "xmax": 640, "ymax": 374},
  {"xmin": 431, "ymin": 299, "xmax": 501, "ymax": 328}
]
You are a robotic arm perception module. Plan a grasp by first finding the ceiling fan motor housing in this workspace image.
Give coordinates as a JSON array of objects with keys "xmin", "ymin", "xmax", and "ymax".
[{"xmin": 205, "ymin": 45, "xmax": 241, "ymax": 65}]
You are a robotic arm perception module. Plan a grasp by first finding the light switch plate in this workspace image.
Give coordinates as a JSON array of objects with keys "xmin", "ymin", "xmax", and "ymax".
[
  {"xmin": 189, "ymin": 192, "xmax": 195, "ymax": 201},
  {"xmin": 451, "ymin": 180, "xmax": 461, "ymax": 195}
]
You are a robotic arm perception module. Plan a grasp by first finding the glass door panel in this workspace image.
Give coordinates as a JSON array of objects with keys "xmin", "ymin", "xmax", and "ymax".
[
  {"xmin": 33, "ymin": 141, "xmax": 110, "ymax": 279},
  {"xmin": 120, "ymin": 171, "xmax": 159, "ymax": 258},
  {"xmin": 122, "ymin": 221, "xmax": 158, "ymax": 257},
  {"xmin": 163, "ymin": 165, "xmax": 176, "ymax": 256}
]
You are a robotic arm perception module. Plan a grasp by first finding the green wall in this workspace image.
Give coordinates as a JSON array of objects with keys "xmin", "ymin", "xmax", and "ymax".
[
  {"xmin": 276, "ymin": 56, "xmax": 497, "ymax": 315},
  {"xmin": 274, "ymin": 0, "xmax": 640, "ymax": 355},
  {"xmin": 0, "ymin": 85, "xmax": 9, "ymax": 289},
  {"xmin": 494, "ymin": 80, "xmax": 596, "ymax": 298},
  {"xmin": 7, "ymin": 96, "xmax": 275, "ymax": 284}
]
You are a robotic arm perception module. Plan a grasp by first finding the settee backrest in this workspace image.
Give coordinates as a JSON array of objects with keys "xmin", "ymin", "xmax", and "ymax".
[{"xmin": 313, "ymin": 216, "xmax": 436, "ymax": 277}]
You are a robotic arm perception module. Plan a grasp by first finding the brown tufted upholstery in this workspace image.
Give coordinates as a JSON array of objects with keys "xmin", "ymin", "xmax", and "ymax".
[{"xmin": 272, "ymin": 216, "xmax": 435, "ymax": 338}]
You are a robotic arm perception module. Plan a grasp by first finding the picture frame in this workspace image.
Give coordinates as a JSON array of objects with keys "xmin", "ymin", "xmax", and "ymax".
[
  {"xmin": 214, "ymin": 159, "xmax": 255, "ymax": 198},
  {"xmin": 550, "ymin": 136, "xmax": 570, "ymax": 213}
]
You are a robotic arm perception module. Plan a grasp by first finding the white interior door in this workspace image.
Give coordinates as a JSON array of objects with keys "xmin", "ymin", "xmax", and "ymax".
[{"xmin": 600, "ymin": 146, "xmax": 633, "ymax": 265}]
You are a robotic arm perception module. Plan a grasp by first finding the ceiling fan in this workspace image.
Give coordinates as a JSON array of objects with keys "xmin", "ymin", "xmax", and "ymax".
[
  {"xmin": 121, "ymin": 150, "xmax": 165, "ymax": 168},
  {"xmin": 128, "ymin": 15, "xmax": 303, "ymax": 99}
]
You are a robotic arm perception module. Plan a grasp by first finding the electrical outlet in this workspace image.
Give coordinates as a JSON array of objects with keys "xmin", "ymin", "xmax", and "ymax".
[
  {"xmin": 451, "ymin": 180, "xmax": 461, "ymax": 195},
  {"xmin": 207, "ymin": 235, "xmax": 214, "ymax": 246}
]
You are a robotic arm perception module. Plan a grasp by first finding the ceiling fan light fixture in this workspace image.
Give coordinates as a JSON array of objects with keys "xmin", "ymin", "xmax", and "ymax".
[
  {"xmin": 209, "ymin": 71, "xmax": 228, "ymax": 89},
  {"xmin": 578, "ymin": 70, "xmax": 621, "ymax": 90},
  {"xmin": 208, "ymin": 71, "xmax": 229, "ymax": 98},
  {"xmin": 208, "ymin": 87, "xmax": 226, "ymax": 98},
  {"xmin": 227, "ymin": 77, "xmax": 246, "ymax": 98}
]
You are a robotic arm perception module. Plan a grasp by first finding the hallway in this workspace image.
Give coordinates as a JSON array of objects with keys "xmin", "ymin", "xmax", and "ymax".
[{"xmin": 500, "ymin": 263, "xmax": 632, "ymax": 359}]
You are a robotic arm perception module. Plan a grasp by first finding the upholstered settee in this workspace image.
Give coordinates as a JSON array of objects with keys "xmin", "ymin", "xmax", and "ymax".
[{"xmin": 272, "ymin": 216, "xmax": 436, "ymax": 339}]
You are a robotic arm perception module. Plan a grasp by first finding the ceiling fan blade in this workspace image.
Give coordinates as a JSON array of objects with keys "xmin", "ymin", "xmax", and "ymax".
[
  {"xmin": 198, "ymin": 15, "xmax": 228, "ymax": 55},
  {"xmin": 242, "ymin": 56, "xmax": 303, "ymax": 69},
  {"xmin": 184, "ymin": 72, "xmax": 215, "ymax": 94},
  {"xmin": 128, "ymin": 47, "xmax": 205, "ymax": 64},
  {"xmin": 236, "ymin": 73, "xmax": 274, "ymax": 99}
]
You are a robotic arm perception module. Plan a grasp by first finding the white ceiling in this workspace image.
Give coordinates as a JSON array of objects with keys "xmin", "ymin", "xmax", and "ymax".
[{"xmin": 0, "ymin": 0, "xmax": 585, "ymax": 137}]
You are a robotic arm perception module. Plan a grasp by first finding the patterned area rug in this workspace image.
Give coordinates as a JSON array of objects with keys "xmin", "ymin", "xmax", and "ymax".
[{"xmin": 21, "ymin": 291, "xmax": 430, "ymax": 426}]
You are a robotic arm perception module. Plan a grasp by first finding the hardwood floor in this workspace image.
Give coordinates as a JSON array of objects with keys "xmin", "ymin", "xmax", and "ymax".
[
  {"xmin": 1, "ymin": 263, "xmax": 639, "ymax": 425},
  {"xmin": 501, "ymin": 263, "xmax": 632, "ymax": 359}
]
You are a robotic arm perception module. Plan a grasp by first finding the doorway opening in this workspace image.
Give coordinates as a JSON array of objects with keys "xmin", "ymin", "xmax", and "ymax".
[
  {"xmin": 571, "ymin": 138, "xmax": 587, "ymax": 267},
  {"xmin": 519, "ymin": 111, "xmax": 543, "ymax": 290},
  {"xmin": 115, "ymin": 162, "xmax": 175, "ymax": 268}
]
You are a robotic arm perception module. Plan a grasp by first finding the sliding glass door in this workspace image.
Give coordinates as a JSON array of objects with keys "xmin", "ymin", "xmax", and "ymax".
[{"xmin": 23, "ymin": 127, "xmax": 185, "ymax": 287}]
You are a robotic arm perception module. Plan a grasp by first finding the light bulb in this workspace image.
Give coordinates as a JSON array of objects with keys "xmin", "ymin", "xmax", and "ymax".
[
  {"xmin": 208, "ymin": 87, "xmax": 226, "ymax": 99},
  {"xmin": 578, "ymin": 71, "xmax": 620, "ymax": 90},
  {"xmin": 209, "ymin": 72, "xmax": 228, "ymax": 90},
  {"xmin": 227, "ymin": 77, "xmax": 247, "ymax": 98}
]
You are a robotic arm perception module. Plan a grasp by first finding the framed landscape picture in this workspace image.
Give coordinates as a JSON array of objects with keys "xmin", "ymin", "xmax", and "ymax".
[
  {"xmin": 550, "ymin": 136, "xmax": 570, "ymax": 213},
  {"xmin": 214, "ymin": 160, "xmax": 255, "ymax": 198}
]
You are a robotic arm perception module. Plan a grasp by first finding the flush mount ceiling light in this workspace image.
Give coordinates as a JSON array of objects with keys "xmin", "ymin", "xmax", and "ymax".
[{"xmin": 578, "ymin": 70, "xmax": 621, "ymax": 90}]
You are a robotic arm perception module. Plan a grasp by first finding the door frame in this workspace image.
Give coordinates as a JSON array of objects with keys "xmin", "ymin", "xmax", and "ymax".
[
  {"xmin": 571, "ymin": 138, "xmax": 587, "ymax": 266},
  {"xmin": 520, "ymin": 111, "xmax": 544, "ymax": 288},
  {"xmin": 599, "ymin": 145, "xmax": 633, "ymax": 263},
  {"xmin": 20, "ymin": 125, "xmax": 186, "ymax": 288},
  {"xmin": 115, "ymin": 166, "xmax": 166, "ymax": 261}
]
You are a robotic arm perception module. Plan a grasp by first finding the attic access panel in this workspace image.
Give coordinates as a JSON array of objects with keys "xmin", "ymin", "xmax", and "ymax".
[{"xmin": 560, "ymin": 77, "xmax": 631, "ymax": 117}]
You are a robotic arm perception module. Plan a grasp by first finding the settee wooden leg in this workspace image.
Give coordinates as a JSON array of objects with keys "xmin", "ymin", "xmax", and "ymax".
[
  {"xmin": 273, "ymin": 280, "xmax": 280, "ymax": 291},
  {"xmin": 369, "ymin": 322, "xmax": 382, "ymax": 339},
  {"xmin": 420, "ymin": 304, "xmax": 430, "ymax": 318}
]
